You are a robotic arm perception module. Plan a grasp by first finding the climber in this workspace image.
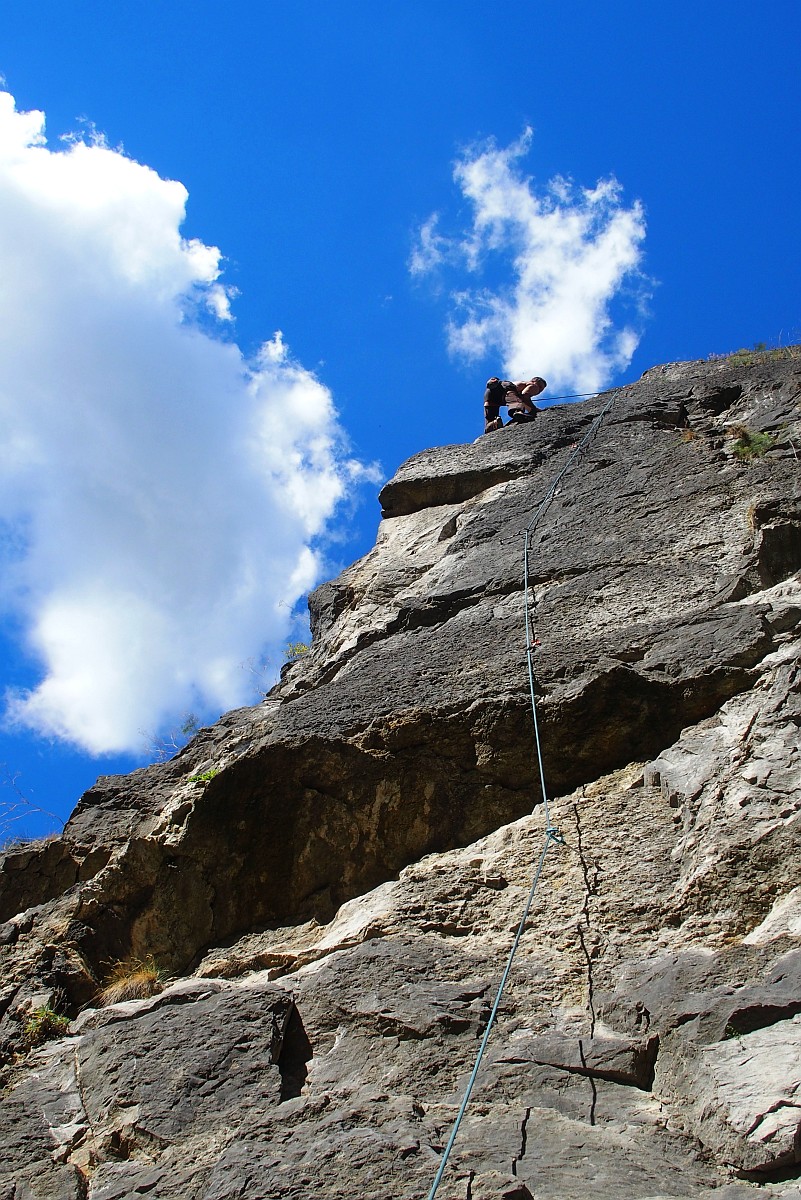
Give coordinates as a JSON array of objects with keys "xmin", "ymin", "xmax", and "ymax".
[{"xmin": 483, "ymin": 377, "xmax": 547, "ymax": 433}]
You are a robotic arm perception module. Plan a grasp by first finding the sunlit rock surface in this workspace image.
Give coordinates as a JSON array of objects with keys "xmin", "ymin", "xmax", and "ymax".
[{"xmin": 1, "ymin": 351, "xmax": 800, "ymax": 1198}]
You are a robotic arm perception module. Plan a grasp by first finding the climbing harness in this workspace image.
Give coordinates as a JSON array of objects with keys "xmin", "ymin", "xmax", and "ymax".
[{"xmin": 426, "ymin": 389, "xmax": 619, "ymax": 1200}]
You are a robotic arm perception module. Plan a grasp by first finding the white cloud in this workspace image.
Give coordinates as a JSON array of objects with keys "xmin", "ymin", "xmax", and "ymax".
[
  {"xmin": 408, "ymin": 214, "xmax": 447, "ymax": 277},
  {"xmin": 0, "ymin": 90, "xmax": 375, "ymax": 754},
  {"xmin": 411, "ymin": 129, "xmax": 649, "ymax": 394}
]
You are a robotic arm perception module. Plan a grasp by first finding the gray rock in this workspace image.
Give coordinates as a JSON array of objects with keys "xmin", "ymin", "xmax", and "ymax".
[{"xmin": 2, "ymin": 351, "xmax": 801, "ymax": 1197}]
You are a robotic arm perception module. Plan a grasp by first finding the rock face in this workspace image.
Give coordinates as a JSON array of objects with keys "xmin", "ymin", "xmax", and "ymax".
[{"xmin": 1, "ymin": 351, "xmax": 800, "ymax": 1199}]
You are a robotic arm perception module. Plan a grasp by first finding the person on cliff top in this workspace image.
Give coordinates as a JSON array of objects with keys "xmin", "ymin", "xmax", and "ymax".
[{"xmin": 483, "ymin": 377, "xmax": 547, "ymax": 434}]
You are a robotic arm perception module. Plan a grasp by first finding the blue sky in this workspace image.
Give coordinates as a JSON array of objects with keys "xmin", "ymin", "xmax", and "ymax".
[{"xmin": 0, "ymin": 1, "xmax": 799, "ymax": 841}]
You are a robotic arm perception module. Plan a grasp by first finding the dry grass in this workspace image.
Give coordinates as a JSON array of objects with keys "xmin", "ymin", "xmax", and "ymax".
[
  {"xmin": 97, "ymin": 955, "xmax": 163, "ymax": 1006},
  {"xmin": 0, "ymin": 830, "xmax": 61, "ymax": 854},
  {"xmin": 709, "ymin": 342, "xmax": 801, "ymax": 367}
]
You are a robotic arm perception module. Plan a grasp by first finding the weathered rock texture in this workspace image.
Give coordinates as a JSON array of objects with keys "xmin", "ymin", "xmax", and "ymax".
[{"xmin": 1, "ymin": 351, "xmax": 801, "ymax": 1199}]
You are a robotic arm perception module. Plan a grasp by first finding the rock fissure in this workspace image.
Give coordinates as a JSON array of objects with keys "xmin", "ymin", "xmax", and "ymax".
[
  {"xmin": 572, "ymin": 795, "xmax": 600, "ymax": 1038},
  {"xmin": 511, "ymin": 1105, "xmax": 531, "ymax": 1175},
  {"xmin": 577, "ymin": 1039, "xmax": 599, "ymax": 1125}
]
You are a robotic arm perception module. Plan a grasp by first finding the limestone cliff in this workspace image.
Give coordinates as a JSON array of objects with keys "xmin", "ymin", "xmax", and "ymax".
[{"xmin": 1, "ymin": 351, "xmax": 800, "ymax": 1199}]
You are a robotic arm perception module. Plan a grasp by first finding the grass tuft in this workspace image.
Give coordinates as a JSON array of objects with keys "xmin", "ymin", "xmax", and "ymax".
[
  {"xmin": 709, "ymin": 341, "xmax": 801, "ymax": 367},
  {"xmin": 727, "ymin": 423, "xmax": 775, "ymax": 460},
  {"xmin": 22, "ymin": 1004, "xmax": 71, "ymax": 1048},
  {"xmin": 97, "ymin": 955, "xmax": 164, "ymax": 1007}
]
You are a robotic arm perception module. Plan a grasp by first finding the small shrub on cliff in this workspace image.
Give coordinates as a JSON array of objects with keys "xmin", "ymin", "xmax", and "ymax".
[
  {"xmin": 283, "ymin": 641, "xmax": 310, "ymax": 663},
  {"xmin": 22, "ymin": 1005, "xmax": 70, "ymax": 1048},
  {"xmin": 188, "ymin": 767, "xmax": 218, "ymax": 783},
  {"xmin": 97, "ymin": 955, "xmax": 163, "ymax": 1007},
  {"xmin": 727, "ymin": 424, "xmax": 775, "ymax": 460}
]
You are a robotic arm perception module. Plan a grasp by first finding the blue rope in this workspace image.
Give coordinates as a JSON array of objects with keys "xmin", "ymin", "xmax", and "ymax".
[
  {"xmin": 539, "ymin": 391, "xmax": 599, "ymax": 402},
  {"xmin": 425, "ymin": 828, "xmax": 562, "ymax": 1200},
  {"xmin": 426, "ymin": 389, "xmax": 618, "ymax": 1200}
]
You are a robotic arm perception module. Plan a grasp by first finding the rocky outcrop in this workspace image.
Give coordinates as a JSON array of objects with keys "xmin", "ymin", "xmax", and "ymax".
[{"xmin": 1, "ymin": 350, "xmax": 800, "ymax": 1198}]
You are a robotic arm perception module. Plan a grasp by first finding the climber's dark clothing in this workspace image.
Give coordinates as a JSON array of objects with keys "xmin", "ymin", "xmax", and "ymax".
[
  {"xmin": 483, "ymin": 376, "xmax": 547, "ymax": 433},
  {"xmin": 483, "ymin": 379, "xmax": 518, "ymax": 433}
]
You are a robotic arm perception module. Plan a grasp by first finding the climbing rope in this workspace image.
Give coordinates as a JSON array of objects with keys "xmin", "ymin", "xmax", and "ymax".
[
  {"xmin": 426, "ymin": 388, "xmax": 619, "ymax": 1200},
  {"xmin": 538, "ymin": 391, "xmax": 599, "ymax": 403}
]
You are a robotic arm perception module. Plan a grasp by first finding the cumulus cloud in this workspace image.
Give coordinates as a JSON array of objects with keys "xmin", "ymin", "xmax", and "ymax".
[
  {"xmin": 411, "ymin": 129, "xmax": 649, "ymax": 393},
  {"xmin": 0, "ymin": 90, "xmax": 376, "ymax": 754}
]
